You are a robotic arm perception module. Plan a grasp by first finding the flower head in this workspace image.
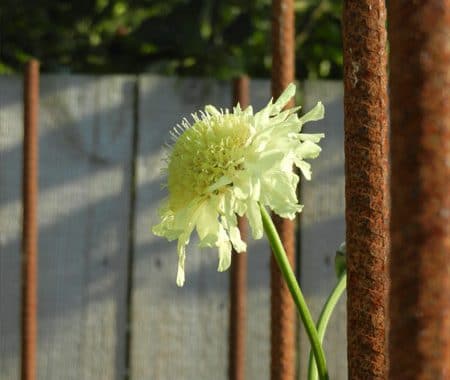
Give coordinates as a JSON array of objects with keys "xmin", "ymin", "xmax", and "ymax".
[{"xmin": 153, "ymin": 83, "xmax": 324, "ymax": 286}]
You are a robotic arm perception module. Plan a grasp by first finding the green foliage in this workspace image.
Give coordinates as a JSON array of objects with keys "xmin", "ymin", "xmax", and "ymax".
[{"xmin": 0, "ymin": 0, "xmax": 342, "ymax": 79}]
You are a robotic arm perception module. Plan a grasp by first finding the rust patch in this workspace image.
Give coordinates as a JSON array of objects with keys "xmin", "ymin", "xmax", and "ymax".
[
  {"xmin": 388, "ymin": 2, "xmax": 450, "ymax": 379},
  {"xmin": 22, "ymin": 60, "xmax": 39, "ymax": 380},
  {"xmin": 271, "ymin": 0, "xmax": 297, "ymax": 379},
  {"xmin": 343, "ymin": 1, "xmax": 389, "ymax": 378}
]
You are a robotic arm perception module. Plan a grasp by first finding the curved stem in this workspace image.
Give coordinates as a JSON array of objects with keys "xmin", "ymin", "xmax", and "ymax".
[
  {"xmin": 307, "ymin": 271, "xmax": 347, "ymax": 380},
  {"xmin": 259, "ymin": 204, "xmax": 329, "ymax": 380}
]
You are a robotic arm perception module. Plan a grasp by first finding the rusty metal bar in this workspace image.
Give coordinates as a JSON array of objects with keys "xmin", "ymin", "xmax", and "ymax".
[
  {"xmin": 21, "ymin": 59, "xmax": 39, "ymax": 380},
  {"xmin": 271, "ymin": 0, "xmax": 296, "ymax": 379},
  {"xmin": 229, "ymin": 76, "xmax": 249, "ymax": 380},
  {"xmin": 342, "ymin": 1, "xmax": 389, "ymax": 378},
  {"xmin": 387, "ymin": 3, "xmax": 450, "ymax": 379}
]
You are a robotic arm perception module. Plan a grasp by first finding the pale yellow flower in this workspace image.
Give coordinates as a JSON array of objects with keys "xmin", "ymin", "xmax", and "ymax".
[{"xmin": 153, "ymin": 83, "xmax": 324, "ymax": 286}]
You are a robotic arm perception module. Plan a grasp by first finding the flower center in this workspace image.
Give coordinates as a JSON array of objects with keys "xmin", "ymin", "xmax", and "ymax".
[{"xmin": 167, "ymin": 114, "xmax": 252, "ymax": 210}]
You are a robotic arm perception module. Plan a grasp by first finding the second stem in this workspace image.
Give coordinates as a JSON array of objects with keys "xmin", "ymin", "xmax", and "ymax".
[{"xmin": 259, "ymin": 204, "xmax": 329, "ymax": 380}]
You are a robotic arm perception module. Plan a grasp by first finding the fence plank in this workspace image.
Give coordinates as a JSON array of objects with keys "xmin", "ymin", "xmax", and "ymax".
[
  {"xmin": 36, "ymin": 75, "xmax": 135, "ymax": 380},
  {"xmin": 131, "ymin": 77, "xmax": 276, "ymax": 380},
  {"xmin": 299, "ymin": 80, "xmax": 347, "ymax": 379},
  {"xmin": 245, "ymin": 79, "xmax": 272, "ymax": 380},
  {"xmin": 0, "ymin": 76, "xmax": 23, "ymax": 380},
  {"xmin": 131, "ymin": 76, "xmax": 232, "ymax": 380},
  {"xmin": 1, "ymin": 75, "xmax": 136, "ymax": 380}
]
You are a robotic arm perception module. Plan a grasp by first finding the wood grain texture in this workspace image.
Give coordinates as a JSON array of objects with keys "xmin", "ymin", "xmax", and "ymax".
[
  {"xmin": 299, "ymin": 80, "xmax": 347, "ymax": 380},
  {"xmin": 1, "ymin": 76, "xmax": 346, "ymax": 380},
  {"xmin": 246, "ymin": 79, "xmax": 272, "ymax": 380},
  {"xmin": 130, "ymin": 76, "xmax": 232, "ymax": 380},
  {"xmin": 36, "ymin": 75, "xmax": 134, "ymax": 380},
  {"xmin": 131, "ymin": 77, "xmax": 280, "ymax": 380},
  {"xmin": 0, "ymin": 76, "xmax": 24, "ymax": 380},
  {"xmin": 0, "ymin": 75, "xmax": 134, "ymax": 380}
]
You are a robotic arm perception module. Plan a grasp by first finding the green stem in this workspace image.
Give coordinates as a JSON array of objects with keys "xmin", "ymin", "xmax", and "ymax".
[
  {"xmin": 259, "ymin": 204, "xmax": 329, "ymax": 380},
  {"xmin": 307, "ymin": 271, "xmax": 347, "ymax": 380}
]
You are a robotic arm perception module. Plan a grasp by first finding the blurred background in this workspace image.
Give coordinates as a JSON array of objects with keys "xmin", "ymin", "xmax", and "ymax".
[{"xmin": 0, "ymin": 0, "xmax": 342, "ymax": 79}]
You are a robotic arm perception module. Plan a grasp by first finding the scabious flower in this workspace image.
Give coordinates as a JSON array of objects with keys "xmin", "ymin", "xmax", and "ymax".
[{"xmin": 153, "ymin": 83, "xmax": 324, "ymax": 286}]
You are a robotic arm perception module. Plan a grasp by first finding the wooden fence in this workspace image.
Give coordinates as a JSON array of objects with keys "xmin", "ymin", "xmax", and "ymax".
[{"xmin": 0, "ymin": 75, "xmax": 345, "ymax": 380}]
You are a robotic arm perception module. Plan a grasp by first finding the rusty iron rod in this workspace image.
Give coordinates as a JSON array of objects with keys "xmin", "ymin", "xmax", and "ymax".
[
  {"xmin": 387, "ymin": 3, "xmax": 450, "ymax": 379},
  {"xmin": 21, "ymin": 60, "xmax": 39, "ymax": 380},
  {"xmin": 342, "ymin": 1, "xmax": 390, "ymax": 378},
  {"xmin": 271, "ymin": 0, "xmax": 296, "ymax": 379},
  {"xmin": 229, "ymin": 76, "xmax": 250, "ymax": 380}
]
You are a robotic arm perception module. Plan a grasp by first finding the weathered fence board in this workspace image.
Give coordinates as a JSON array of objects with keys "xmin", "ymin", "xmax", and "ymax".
[
  {"xmin": 299, "ymin": 80, "xmax": 347, "ymax": 379},
  {"xmin": 37, "ymin": 75, "xmax": 134, "ymax": 380},
  {"xmin": 244, "ymin": 79, "xmax": 272, "ymax": 380},
  {"xmin": 1, "ymin": 75, "xmax": 346, "ymax": 380},
  {"xmin": 0, "ymin": 76, "xmax": 23, "ymax": 380},
  {"xmin": 130, "ymin": 77, "xmax": 277, "ymax": 380},
  {"xmin": 130, "ymin": 76, "xmax": 234, "ymax": 380},
  {"xmin": 0, "ymin": 75, "xmax": 135, "ymax": 380}
]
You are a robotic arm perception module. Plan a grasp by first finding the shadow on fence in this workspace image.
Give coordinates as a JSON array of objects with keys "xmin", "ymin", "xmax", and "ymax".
[{"xmin": 0, "ymin": 75, "xmax": 345, "ymax": 380}]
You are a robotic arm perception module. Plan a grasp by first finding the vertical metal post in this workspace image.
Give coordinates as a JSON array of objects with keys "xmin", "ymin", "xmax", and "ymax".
[
  {"xmin": 271, "ymin": 0, "xmax": 296, "ymax": 379},
  {"xmin": 229, "ymin": 76, "xmax": 249, "ymax": 380},
  {"xmin": 342, "ymin": 1, "xmax": 389, "ymax": 378},
  {"xmin": 388, "ymin": 3, "xmax": 450, "ymax": 379},
  {"xmin": 21, "ymin": 60, "xmax": 39, "ymax": 380}
]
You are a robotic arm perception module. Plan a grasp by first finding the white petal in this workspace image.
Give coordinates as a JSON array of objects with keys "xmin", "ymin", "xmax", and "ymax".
[
  {"xmin": 217, "ymin": 240, "xmax": 232, "ymax": 272},
  {"xmin": 218, "ymin": 192, "xmax": 233, "ymax": 217},
  {"xmin": 207, "ymin": 175, "xmax": 233, "ymax": 193},
  {"xmin": 196, "ymin": 203, "xmax": 220, "ymax": 247},
  {"xmin": 246, "ymin": 150, "xmax": 284, "ymax": 173},
  {"xmin": 270, "ymin": 107, "xmax": 301, "ymax": 124},
  {"xmin": 247, "ymin": 200, "xmax": 263, "ymax": 239},
  {"xmin": 261, "ymin": 172, "xmax": 301, "ymax": 219},
  {"xmin": 273, "ymin": 83, "xmax": 296, "ymax": 113},
  {"xmin": 296, "ymin": 140, "xmax": 322, "ymax": 159},
  {"xmin": 250, "ymin": 177, "xmax": 261, "ymax": 200},
  {"xmin": 229, "ymin": 227, "xmax": 246, "ymax": 252},
  {"xmin": 299, "ymin": 102, "xmax": 324, "ymax": 124},
  {"xmin": 243, "ymin": 105, "xmax": 253, "ymax": 116},
  {"xmin": 254, "ymin": 100, "xmax": 273, "ymax": 127},
  {"xmin": 299, "ymin": 133, "xmax": 325, "ymax": 143},
  {"xmin": 176, "ymin": 240, "xmax": 186, "ymax": 287},
  {"xmin": 172, "ymin": 201, "xmax": 198, "ymax": 232},
  {"xmin": 234, "ymin": 199, "xmax": 247, "ymax": 216},
  {"xmin": 205, "ymin": 104, "xmax": 221, "ymax": 116},
  {"xmin": 233, "ymin": 176, "xmax": 252, "ymax": 199},
  {"xmin": 295, "ymin": 160, "xmax": 312, "ymax": 180},
  {"xmin": 233, "ymin": 183, "xmax": 249, "ymax": 199}
]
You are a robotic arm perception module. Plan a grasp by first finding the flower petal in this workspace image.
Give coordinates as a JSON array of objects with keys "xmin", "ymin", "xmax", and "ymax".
[
  {"xmin": 296, "ymin": 140, "xmax": 322, "ymax": 159},
  {"xmin": 217, "ymin": 240, "xmax": 232, "ymax": 272},
  {"xmin": 246, "ymin": 150, "xmax": 284, "ymax": 172},
  {"xmin": 229, "ymin": 225, "xmax": 246, "ymax": 253},
  {"xmin": 205, "ymin": 104, "xmax": 221, "ymax": 116},
  {"xmin": 247, "ymin": 200, "xmax": 263, "ymax": 239},
  {"xmin": 299, "ymin": 102, "xmax": 324, "ymax": 124},
  {"xmin": 299, "ymin": 133, "xmax": 325, "ymax": 143},
  {"xmin": 253, "ymin": 100, "xmax": 273, "ymax": 127},
  {"xmin": 196, "ymin": 202, "xmax": 220, "ymax": 247},
  {"xmin": 176, "ymin": 239, "xmax": 187, "ymax": 287},
  {"xmin": 152, "ymin": 83, "xmax": 324, "ymax": 285},
  {"xmin": 207, "ymin": 175, "xmax": 233, "ymax": 193},
  {"xmin": 261, "ymin": 171, "xmax": 301, "ymax": 219},
  {"xmin": 273, "ymin": 83, "xmax": 296, "ymax": 113},
  {"xmin": 295, "ymin": 160, "xmax": 312, "ymax": 180}
]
